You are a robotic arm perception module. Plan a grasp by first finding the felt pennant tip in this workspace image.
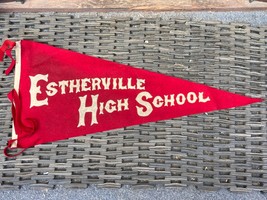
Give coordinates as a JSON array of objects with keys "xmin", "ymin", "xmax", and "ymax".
[
  {"xmin": 255, "ymin": 98, "xmax": 264, "ymax": 103},
  {"xmin": 236, "ymin": 96, "xmax": 264, "ymax": 108},
  {"xmin": 249, "ymin": 97, "xmax": 264, "ymax": 104}
]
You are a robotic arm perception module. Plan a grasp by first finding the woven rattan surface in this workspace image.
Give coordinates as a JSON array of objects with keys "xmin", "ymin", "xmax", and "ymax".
[{"xmin": 0, "ymin": 12, "xmax": 266, "ymax": 192}]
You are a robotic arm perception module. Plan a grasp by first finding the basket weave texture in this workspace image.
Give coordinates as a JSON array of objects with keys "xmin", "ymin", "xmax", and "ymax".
[{"xmin": 0, "ymin": 13, "xmax": 266, "ymax": 192}]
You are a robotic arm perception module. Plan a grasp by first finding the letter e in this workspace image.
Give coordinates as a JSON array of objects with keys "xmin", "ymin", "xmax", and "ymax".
[{"xmin": 29, "ymin": 74, "xmax": 48, "ymax": 108}]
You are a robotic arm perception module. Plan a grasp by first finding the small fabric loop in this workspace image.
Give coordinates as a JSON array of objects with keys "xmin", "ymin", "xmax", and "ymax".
[
  {"xmin": 4, "ymin": 139, "xmax": 27, "ymax": 158},
  {"xmin": 0, "ymin": 40, "xmax": 16, "ymax": 55},
  {"xmin": 0, "ymin": 40, "xmax": 16, "ymax": 75},
  {"xmin": 5, "ymin": 49, "xmax": 16, "ymax": 75}
]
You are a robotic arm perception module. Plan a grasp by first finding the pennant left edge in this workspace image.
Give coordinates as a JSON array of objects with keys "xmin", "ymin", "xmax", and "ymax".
[{"xmin": 11, "ymin": 41, "xmax": 21, "ymax": 148}]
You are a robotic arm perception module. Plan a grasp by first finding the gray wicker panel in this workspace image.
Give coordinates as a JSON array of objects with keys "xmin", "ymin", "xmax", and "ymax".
[{"xmin": 0, "ymin": 13, "xmax": 266, "ymax": 192}]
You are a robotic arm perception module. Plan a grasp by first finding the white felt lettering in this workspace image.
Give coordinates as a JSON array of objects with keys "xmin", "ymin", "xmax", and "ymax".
[
  {"xmin": 78, "ymin": 94, "xmax": 99, "ymax": 127},
  {"xmin": 29, "ymin": 74, "xmax": 48, "ymax": 108},
  {"xmin": 46, "ymin": 82, "xmax": 58, "ymax": 97},
  {"xmin": 136, "ymin": 91, "xmax": 211, "ymax": 117},
  {"xmin": 135, "ymin": 91, "xmax": 153, "ymax": 117}
]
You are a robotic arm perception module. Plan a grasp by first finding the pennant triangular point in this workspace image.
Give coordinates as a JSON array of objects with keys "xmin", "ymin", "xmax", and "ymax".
[
  {"xmin": 202, "ymin": 86, "xmax": 263, "ymax": 111},
  {"xmin": 0, "ymin": 39, "xmax": 263, "ymax": 155}
]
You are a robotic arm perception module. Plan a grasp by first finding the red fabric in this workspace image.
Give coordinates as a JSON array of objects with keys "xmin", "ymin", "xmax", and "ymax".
[
  {"xmin": 0, "ymin": 40, "xmax": 16, "ymax": 75},
  {"xmin": 2, "ymin": 40, "xmax": 263, "ymax": 152}
]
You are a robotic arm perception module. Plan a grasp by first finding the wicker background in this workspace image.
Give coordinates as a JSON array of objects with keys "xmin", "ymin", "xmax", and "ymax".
[{"xmin": 0, "ymin": 13, "xmax": 266, "ymax": 192}]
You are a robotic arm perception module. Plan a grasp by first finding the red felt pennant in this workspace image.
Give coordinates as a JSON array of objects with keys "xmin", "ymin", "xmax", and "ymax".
[{"xmin": 1, "ymin": 40, "xmax": 263, "ymax": 156}]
